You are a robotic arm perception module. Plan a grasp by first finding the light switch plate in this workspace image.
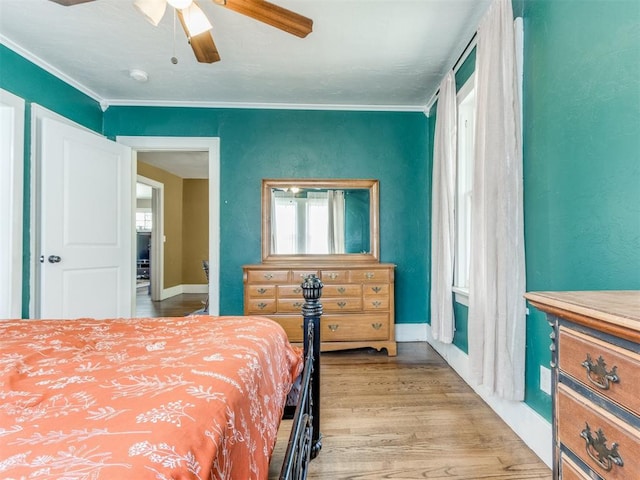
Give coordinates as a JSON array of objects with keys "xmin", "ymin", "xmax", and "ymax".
[{"xmin": 540, "ymin": 365, "xmax": 552, "ymax": 395}]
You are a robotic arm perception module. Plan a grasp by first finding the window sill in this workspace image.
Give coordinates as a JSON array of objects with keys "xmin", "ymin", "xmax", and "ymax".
[{"xmin": 452, "ymin": 286, "xmax": 469, "ymax": 306}]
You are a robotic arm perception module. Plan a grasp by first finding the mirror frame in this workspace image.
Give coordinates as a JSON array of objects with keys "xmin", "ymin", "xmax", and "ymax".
[{"xmin": 262, "ymin": 178, "xmax": 380, "ymax": 263}]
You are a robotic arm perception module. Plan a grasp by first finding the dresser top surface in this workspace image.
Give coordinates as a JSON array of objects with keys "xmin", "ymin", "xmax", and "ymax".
[{"xmin": 525, "ymin": 290, "xmax": 640, "ymax": 332}]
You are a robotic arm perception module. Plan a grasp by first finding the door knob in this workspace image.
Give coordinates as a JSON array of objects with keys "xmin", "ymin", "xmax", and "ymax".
[{"xmin": 48, "ymin": 255, "xmax": 62, "ymax": 263}]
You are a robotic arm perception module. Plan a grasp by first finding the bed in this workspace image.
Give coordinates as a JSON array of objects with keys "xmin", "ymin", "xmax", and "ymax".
[{"xmin": 0, "ymin": 276, "xmax": 323, "ymax": 480}]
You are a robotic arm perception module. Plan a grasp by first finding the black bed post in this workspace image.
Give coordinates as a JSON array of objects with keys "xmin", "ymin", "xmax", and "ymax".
[{"xmin": 301, "ymin": 274, "xmax": 323, "ymax": 459}]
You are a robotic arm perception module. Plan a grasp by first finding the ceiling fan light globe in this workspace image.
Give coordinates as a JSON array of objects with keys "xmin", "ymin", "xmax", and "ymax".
[
  {"xmin": 133, "ymin": 0, "xmax": 167, "ymax": 26},
  {"xmin": 167, "ymin": 0, "xmax": 192, "ymax": 9},
  {"xmin": 181, "ymin": 2, "xmax": 212, "ymax": 37}
]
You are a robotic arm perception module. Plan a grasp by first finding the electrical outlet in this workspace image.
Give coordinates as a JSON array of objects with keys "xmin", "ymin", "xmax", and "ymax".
[{"xmin": 540, "ymin": 365, "xmax": 552, "ymax": 395}]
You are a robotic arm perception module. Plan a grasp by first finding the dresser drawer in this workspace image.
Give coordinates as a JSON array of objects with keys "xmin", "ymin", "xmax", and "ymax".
[
  {"xmin": 323, "ymin": 284, "xmax": 361, "ymax": 297},
  {"xmin": 320, "ymin": 270, "xmax": 349, "ymax": 283},
  {"xmin": 351, "ymin": 269, "xmax": 390, "ymax": 283},
  {"xmin": 277, "ymin": 298, "xmax": 306, "ymax": 313},
  {"xmin": 557, "ymin": 384, "xmax": 640, "ymax": 479},
  {"xmin": 362, "ymin": 284, "xmax": 389, "ymax": 296},
  {"xmin": 363, "ymin": 295, "xmax": 390, "ymax": 311},
  {"xmin": 246, "ymin": 298, "xmax": 277, "ymax": 314},
  {"xmin": 323, "ymin": 297, "xmax": 363, "ymax": 313},
  {"xmin": 246, "ymin": 285, "xmax": 276, "ymax": 298},
  {"xmin": 322, "ymin": 314, "xmax": 389, "ymax": 341},
  {"xmin": 247, "ymin": 269, "xmax": 289, "ymax": 283},
  {"xmin": 560, "ymin": 454, "xmax": 591, "ymax": 480},
  {"xmin": 559, "ymin": 327, "xmax": 640, "ymax": 414},
  {"xmin": 291, "ymin": 270, "xmax": 318, "ymax": 283},
  {"xmin": 278, "ymin": 285, "xmax": 304, "ymax": 298}
]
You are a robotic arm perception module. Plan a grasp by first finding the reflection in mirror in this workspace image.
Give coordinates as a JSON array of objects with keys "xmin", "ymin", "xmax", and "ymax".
[
  {"xmin": 271, "ymin": 188, "xmax": 370, "ymax": 254},
  {"xmin": 262, "ymin": 179, "xmax": 379, "ymax": 262}
]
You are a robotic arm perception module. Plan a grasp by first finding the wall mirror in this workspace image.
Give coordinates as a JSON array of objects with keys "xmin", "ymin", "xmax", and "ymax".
[{"xmin": 262, "ymin": 179, "xmax": 379, "ymax": 263}]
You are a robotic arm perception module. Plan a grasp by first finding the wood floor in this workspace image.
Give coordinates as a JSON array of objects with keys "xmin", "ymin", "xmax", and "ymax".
[
  {"xmin": 269, "ymin": 343, "xmax": 551, "ymax": 479},
  {"xmin": 135, "ymin": 292, "xmax": 206, "ymax": 317}
]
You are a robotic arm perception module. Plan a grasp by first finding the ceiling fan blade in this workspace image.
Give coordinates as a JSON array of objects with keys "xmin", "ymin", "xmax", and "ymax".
[
  {"xmin": 177, "ymin": 8, "xmax": 221, "ymax": 63},
  {"xmin": 217, "ymin": 0, "xmax": 313, "ymax": 38},
  {"xmin": 49, "ymin": 0, "xmax": 95, "ymax": 5}
]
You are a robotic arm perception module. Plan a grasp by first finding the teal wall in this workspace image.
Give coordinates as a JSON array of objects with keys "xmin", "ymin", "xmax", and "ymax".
[
  {"xmin": 522, "ymin": 0, "xmax": 640, "ymax": 416},
  {"xmin": 103, "ymin": 107, "xmax": 430, "ymax": 322},
  {"xmin": 0, "ymin": 45, "xmax": 104, "ymax": 316}
]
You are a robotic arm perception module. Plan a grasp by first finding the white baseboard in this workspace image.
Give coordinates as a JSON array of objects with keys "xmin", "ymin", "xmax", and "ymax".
[
  {"xmin": 425, "ymin": 324, "xmax": 552, "ymax": 468},
  {"xmin": 395, "ymin": 323, "xmax": 428, "ymax": 342},
  {"xmin": 161, "ymin": 284, "xmax": 208, "ymax": 300}
]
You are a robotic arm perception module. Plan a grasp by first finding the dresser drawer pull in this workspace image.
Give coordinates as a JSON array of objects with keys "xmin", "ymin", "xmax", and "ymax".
[
  {"xmin": 328, "ymin": 324, "xmax": 339, "ymax": 332},
  {"xmin": 372, "ymin": 322, "xmax": 383, "ymax": 330},
  {"xmin": 371, "ymin": 286, "xmax": 382, "ymax": 293},
  {"xmin": 257, "ymin": 288, "xmax": 267, "ymax": 294},
  {"xmin": 337, "ymin": 287, "xmax": 346, "ymax": 294},
  {"xmin": 365, "ymin": 272, "xmax": 375, "ymax": 279},
  {"xmin": 263, "ymin": 273, "xmax": 273, "ymax": 280},
  {"xmin": 293, "ymin": 302, "xmax": 303, "ymax": 308},
  {"xmin": 257, "ymin": 302, "xmax": 267, "ymax": 310},
  {"xmin": 581, "ymin": 354, "xmax": 619, "ymax": 390},
  {"xmin": 371, "ymin": 301, "xmax": 382, "ymax": 308},
  {"xmin": 581, "ymin": 423, "xmax": 624, "ymax": 472},
  {"xmin": 328, "ymin": 273, "xmax": 339, "ymax": 280},
  {"xmin": 293, "ymin": 287, "xmax": 302, "ymax": 294},
  {"xmin": 337, "ymin": 301, "xmax": 347, "ymax": 309}
]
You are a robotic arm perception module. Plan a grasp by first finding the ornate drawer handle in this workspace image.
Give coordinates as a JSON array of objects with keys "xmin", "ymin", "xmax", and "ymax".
[
  {"xmin": 365, "ymin": 272, "xmax": 375, "ymax": 279},
  {"xmin": 337, "ymin": 287, "xmax": 346, "ymax": 294},
  {"xmin": 337, "ymin": 301, "xmax": 347, "ymax": 308},
  {"xmin": 372, "ymin": 323, "xmax": 382, "ymax": 330},
  {"xmin": 293, "ymin": 287, "xmax": 302, "ymax": 294},
  {"xmin": 372, "ymin": 301, "xmax": 382, "ymax": 308},
  {"xmin": 582, "ymin": 354, "xmax": 619, "ymax": 390},
  {"xmin": 328, "ymin": 324, "xmax": 339, "ymax": 332},
  {"xmin": 371, "ymin": 286, "xmax": 382, "ymax": 293},
  {"xmin": 257, "ymin": 288, "xmax": 267, "ymax": 294},
  {"xmin": 328, "ymin": 273, "xmax": 338, "ymax": 280},
  {"xmin": 293, "ymin": 302, "xmax": 303, "ymax": 308},
  {"xmin": 263, "ymin": 273, "xmax": 273, "ymax": 280},
  {"xmin": 581, "ymin": 423, "xmax": 624, "ymax": 472},
  {"xmin": 257, "ymin": 302, "xmax": 267, "ymax": 310}
]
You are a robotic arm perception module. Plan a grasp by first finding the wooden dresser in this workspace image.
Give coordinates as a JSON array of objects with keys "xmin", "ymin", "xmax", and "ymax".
[
  {"xmin": 525, "ymin": 291, "xmax": 640, "ymax": 480},
  {"xmin": 243, "ymin": 262, "xmax": 396, "ymax": 356}
]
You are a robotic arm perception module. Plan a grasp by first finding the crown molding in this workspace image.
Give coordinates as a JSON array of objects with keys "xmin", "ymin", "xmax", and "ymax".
[{"xmin": 102, "ymin": 98, "xmax": 427, "ymax": 113}]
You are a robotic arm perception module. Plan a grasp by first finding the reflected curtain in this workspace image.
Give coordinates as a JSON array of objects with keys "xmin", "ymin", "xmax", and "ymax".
[
  {"xmin": 272, "ymin": 191, "xmax": 296, "ymax": 254},
  {"xmin": 328, "ymin": 190, "xmax": 345, "ymax": 254},
  {"xmin": 430, "ymin": 71, "xmax": 457, "ymax": 344},
  {"xmin": 468, "ymin": 0, "xmax": 525, "ymax": 401}
]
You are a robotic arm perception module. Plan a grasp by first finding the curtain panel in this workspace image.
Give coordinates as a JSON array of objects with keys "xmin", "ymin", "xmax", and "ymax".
[
  {"xmin": 468, "ymin": 0, "xmax": 526, "ymax": 401},
  {"xmin": 430, "ymin": 71, "xmax": 457, "ymax": 344}
]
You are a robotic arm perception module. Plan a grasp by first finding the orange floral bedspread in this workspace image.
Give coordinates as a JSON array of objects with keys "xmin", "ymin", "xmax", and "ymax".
[{"xmin": 0, "ymin": 315, "xmax": 303, "ymax": 480}]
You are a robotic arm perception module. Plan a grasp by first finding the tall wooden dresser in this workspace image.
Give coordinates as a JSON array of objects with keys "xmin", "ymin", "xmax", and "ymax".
[
  {"xmin": 243, "ymin": 262, "xmax": 396, "ymax": 356},
  {"xmin": 525, "ymin": 291, "xmax": 640, "ymax": 480}
]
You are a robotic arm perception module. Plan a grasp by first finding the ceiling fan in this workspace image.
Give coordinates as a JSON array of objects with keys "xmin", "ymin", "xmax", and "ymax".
[{"xmin": 49, "ymin": 0, "xmax": 313, "ymax": 64}]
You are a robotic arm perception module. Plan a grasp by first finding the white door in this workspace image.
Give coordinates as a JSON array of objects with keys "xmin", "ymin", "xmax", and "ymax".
[{"xmin": 39, "ymin": 117, "xmax": 132, "ymax": 319}]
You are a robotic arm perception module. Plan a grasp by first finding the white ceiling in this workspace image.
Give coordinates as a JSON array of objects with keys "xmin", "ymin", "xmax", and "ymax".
[
  {"xmin": 138, "ymin": 150, "xmax": 209, "ymax": 178},
  {"xmin": 0, "ymin": 0, "xmax": 490, "ymax": 111}
]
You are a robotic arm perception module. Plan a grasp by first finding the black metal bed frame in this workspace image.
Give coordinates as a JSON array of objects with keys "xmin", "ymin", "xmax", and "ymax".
[{"xmin": 279, "ymin": 274, "xmax": 323, "ymax": 480}]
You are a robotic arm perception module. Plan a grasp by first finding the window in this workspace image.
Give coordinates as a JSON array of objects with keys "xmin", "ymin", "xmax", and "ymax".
[
  {"xmin": 454, "ymin": 76, "xmax": 475, "ymax": 292},
  {"xmin": 136, "ymin": 211, "xmax": 153, "ymax": 231}
]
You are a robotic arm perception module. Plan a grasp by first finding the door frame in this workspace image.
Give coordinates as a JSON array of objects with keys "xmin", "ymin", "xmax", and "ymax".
[
  {"xmin": 0, "ymin": 89, "xmax": 25, "ymax": 319},
  {"xmin": 118, "ymin": 136, "xmax": 220, "ymax": 316},
  {"xmin": 136, "ymin": 175, "xmax": 164, "ymax": 302}
]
